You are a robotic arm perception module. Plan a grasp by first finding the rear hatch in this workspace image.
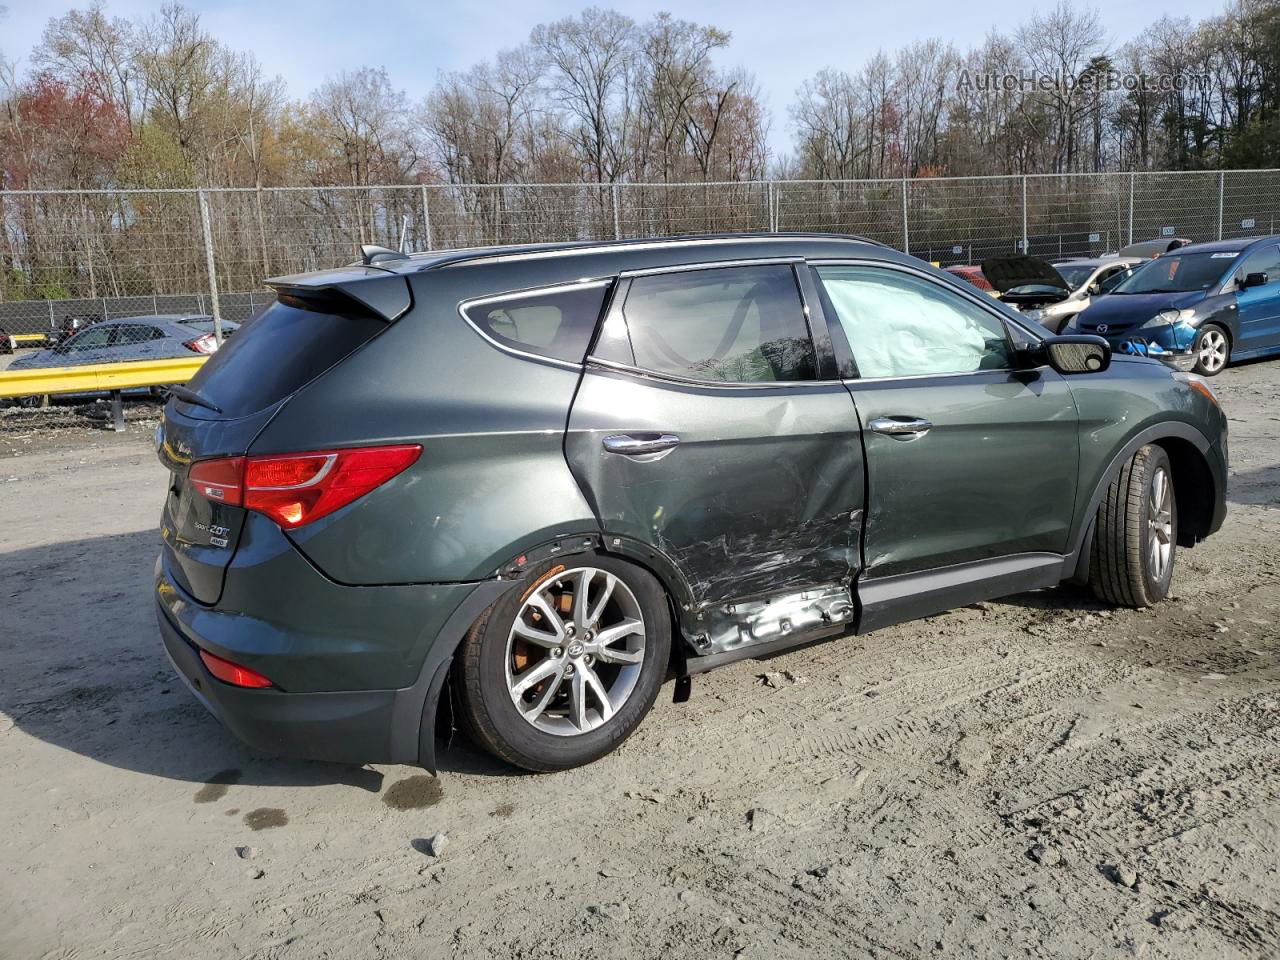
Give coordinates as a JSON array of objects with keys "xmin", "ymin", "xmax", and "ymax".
[{"xmin": 158, "ymin": 271, "xmax": 408, "ymax": 604}]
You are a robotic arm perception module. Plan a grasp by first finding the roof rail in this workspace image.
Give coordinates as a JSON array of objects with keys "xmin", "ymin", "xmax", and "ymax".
[{"xmin": 419, "ymin": 232, "xmax": 887, "ymax": 272}]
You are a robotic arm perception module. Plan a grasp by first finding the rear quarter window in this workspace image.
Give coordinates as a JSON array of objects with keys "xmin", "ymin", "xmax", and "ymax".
[{"xmin": 461, "ymin": 282, "xmax": 609, "ymax": 364}]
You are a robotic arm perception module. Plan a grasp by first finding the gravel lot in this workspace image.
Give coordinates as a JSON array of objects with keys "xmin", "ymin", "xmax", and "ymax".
[{"xmin": 1, "ymin": 359, "xmax": 1277, "ymax": 960}]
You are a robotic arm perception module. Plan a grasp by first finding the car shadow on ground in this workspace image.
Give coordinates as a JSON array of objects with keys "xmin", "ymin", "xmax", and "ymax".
[
  {"xmin": 0, "ymin": 530, "xmax": 518, "ymax": 795},
  {"xmin": 1228, "ymin": 462, "xmax": 1280, "ymax": 507}
]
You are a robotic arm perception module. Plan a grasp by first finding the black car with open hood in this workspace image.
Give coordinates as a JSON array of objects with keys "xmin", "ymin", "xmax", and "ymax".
[{"xmin": 980, "ymin": 255, "xmax": 1071, "ymax": 307}]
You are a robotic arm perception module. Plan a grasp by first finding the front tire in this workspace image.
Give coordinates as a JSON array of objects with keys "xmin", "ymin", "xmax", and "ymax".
[
  {"xmin": 1089, "ymin": 444, "xmax": 1177, "ymax": 607},
  {"xmin": 1192, "ymin": 323, "xmax": 1230, "ymax": 376},
  {"xmin": 454, "ymin": 553, "xmax": 671, "ymax": 772}
]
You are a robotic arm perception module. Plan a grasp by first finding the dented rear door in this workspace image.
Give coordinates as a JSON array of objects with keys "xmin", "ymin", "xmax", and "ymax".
[{"xmin": 565, "ymin": 261, "xmax": 864, "ymax": 651}]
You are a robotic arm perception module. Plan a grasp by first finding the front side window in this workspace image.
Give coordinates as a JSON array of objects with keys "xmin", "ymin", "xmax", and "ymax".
[
  {"xmin": 464, "ymin": 283, "xmax": 608, "ymax": 364},
  {"xmin": 1099, "ymin": 266, "xmax": 1135, "ymax": 293},
  {"xmin": 620, "ymin": 264, "xmax": 816, "ymax": 383},
  {"xmin": 816, "ymin": 266, "xmax": 1011, "ymax": 379},
  {"xmin": 1232, "ymin": 244, "xmax": 1280, "ymax": 289},
  {"xmin": 1054, "ymin": 263, "xmax": 1095, "ymax": 289}
]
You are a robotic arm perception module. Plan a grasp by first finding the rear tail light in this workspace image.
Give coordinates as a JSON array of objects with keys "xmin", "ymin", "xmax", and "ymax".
[
  {"xmin": 199, "ymin": 649, "xmax": 274, "ymax": 688},
  {"xmin": 185, "ymin": 334, "xmax": 218, "ymax": 354},
  {"xmin": 188, "ymin": 444, "xmax": 421, "ymax": 529},
  {"xmin": 189, "ymin": 456, "xmax": 245, "ymax": 505}
]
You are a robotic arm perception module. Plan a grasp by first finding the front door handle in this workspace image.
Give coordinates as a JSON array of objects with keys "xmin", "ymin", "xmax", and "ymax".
[
  {"xmin": 602, "ymin": 433, "xmax": 681, "ymax": 456},
  {"xmin": 869, "ymin": 416, "xmax": 933, "ymax": 439}
]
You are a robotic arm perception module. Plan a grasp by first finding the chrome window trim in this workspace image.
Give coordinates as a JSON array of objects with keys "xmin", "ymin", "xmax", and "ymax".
[
  {"xmin": 617, "ymin": 256, "xmax": 806, "ymax": 279},
  {"xmin": 457, "ymin": 278, "xmax": 614, "ymax": 371},
  {"xmin": 840, "ymin": 369, "xmax": 1020, "ymax": 387},
  {"xmin": 584, "ymin": 355, "xmax": 832, "ymax": 391}
]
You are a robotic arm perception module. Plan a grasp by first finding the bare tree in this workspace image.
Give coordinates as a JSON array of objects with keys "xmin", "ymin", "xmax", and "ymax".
[
  {"xmin": 531, "ymin": 8, "xmax": 636, "ymax": 183},
  {"xmin": 1016, "ymin": 2, "xmax": 1106, "ymax": 172}
]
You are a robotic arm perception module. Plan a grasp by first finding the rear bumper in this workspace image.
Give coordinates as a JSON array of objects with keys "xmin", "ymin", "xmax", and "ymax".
[
  {"xmin": 157, "ymin": 600, "xmax": 404, "ymax": 764},
  {"xmin": 155, "ymin": 546, "xmax": 511, "ymax": 767}
]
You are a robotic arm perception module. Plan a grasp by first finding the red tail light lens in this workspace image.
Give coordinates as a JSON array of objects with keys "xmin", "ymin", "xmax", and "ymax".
[
  {"xmin": 188, "ymin": 456, "xmax": 244, "ymax": 505},
  {"xmin": 200, "ymin": 649, "xmax": 274, "ymax": 688},
  {"xmin": 188, "ymin": 445, "xmax": 421, "ymax": 529},
  {"xmin": 185, "ymin": 334, "xmax": 218, "ymax": 354}
]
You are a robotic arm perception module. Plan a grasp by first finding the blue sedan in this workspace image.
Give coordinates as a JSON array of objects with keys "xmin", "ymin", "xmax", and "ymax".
[{"xmin": 1069, "ymin": 235, "xmax": 1280, "ymax": 376}]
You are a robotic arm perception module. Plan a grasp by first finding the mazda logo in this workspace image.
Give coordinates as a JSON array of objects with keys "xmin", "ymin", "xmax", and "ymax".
[{"xmin": 1096, "ymin": 323, "xmax": 1109, "ymax": 334}]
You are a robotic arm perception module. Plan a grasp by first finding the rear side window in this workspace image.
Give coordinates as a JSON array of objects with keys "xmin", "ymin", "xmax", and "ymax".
[
  {"xmin": 114, "ymin": 323, "xmax": 167, "ymax": 344},
  {"xmin": 185, "ymin": 299, "xmax": 385, "ymax": 418},
  {"xmin": 462, "ymin": 282, "xmax": 609, "ymax": 364},
  {"xmin": 619, "ymin": 265, "xmax": 816, "ymax": 383}
]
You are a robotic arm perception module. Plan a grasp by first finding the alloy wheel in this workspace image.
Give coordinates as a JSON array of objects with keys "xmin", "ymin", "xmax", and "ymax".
[
  {"xmin": 1148, "ymin": 466, "xmax": 1174, "ymax": 582},
  {"xmin": 1198, "ymin": 329, "xmax": 1228, "ymax": 373},
  {"xmin": 504, "ymin": 567, "xmax": 646, "ymax": 736}
]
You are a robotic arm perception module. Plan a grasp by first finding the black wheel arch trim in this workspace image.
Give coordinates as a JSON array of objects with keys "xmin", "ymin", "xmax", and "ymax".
[
  {"xmin": 402, "ymin": 530, "xmax": 701, "ymax": 771},
  {"xmin": 1064, "ymin": 421, "xmax": 1219, "ymax": 578}
]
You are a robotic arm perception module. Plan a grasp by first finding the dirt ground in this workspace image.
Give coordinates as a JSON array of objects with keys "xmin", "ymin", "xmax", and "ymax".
[{"xmin": 1, "ymin": 359, "xmax": 1277, "ymax": 960}]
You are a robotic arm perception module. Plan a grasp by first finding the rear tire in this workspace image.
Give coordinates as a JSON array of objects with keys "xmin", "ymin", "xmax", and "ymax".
[
  {"xmin": 454, "ymin": 552, "xmax": 671, "ymax": 772},
  {"xmin": 1089, "ymin": 444, "xmax": 1177, "ymax": 607},
  {"xmin": 1192, "ymin": 323, "xmax": 1230, "ymax": 376}
]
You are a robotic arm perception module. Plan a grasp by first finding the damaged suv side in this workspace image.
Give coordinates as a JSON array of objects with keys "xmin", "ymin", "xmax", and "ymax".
[{"xmin": 154, "ymin": 235, "xmax": 1228, "ymax": 773}]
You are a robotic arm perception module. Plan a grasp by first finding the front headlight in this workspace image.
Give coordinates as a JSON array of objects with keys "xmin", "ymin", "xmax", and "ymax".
[
  {"xmin": 1141, "ymin": 308, "xmax": 1195, "ymax": 329},
  {"xmin": 1023, "ymin": 308, "xmax": 1044, "ymax": 321},
  {"xmin": 1171, "ymin": 371, "xmax": 1220, "ymax": 408}
]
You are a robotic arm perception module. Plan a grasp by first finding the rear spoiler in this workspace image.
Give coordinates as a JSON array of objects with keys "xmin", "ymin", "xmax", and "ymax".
[{"xmin": 265, "ymin": 267, "xmax": 412, "ymax": 322}]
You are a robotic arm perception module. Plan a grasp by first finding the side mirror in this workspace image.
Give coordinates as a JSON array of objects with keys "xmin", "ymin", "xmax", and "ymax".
[
  {"xmin": 1243, "ymin": 271, "xmax": 1268, "ymax": 289},
  {"xmin": 1086, "ymin": 283, "xmax": 1102, "ymax": 296},
  {"xmin": 1043, "ymin": 335, "xmax": 1111, "ymax": 375}
]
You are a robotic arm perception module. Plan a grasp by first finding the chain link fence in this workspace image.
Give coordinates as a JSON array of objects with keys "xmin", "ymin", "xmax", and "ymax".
[{"xmin": 3, "ymin": 169, "xmax": 1279, "ymax": 348}]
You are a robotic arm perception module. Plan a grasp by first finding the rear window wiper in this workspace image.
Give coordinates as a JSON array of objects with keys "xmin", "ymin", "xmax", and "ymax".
[{"xmin": 168, "ymin": 385, "xmax": 223, "ymax": 413}]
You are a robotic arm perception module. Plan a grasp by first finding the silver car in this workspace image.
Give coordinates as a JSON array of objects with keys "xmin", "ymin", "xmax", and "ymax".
[
  {"xmin": 1025, "ymin": 257, "xmax": 1147, "ymax": 331},
  {"xmin": 6, "ymin": 314, "xmax": 239, "ymax": 404}
]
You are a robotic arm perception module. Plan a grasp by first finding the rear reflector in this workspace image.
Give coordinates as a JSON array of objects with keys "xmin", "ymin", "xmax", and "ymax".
[
  {"xmin": 188, "ymin": 444, "xmax": 421, "ymax": 529},
  {"xmin": 199, "ymin": 649, "xmax": 274, "ymax": 688}
]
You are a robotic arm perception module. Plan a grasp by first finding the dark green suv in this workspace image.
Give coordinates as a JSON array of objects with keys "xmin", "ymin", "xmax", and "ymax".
[{"xmin": 154, "ymin": 235, "xmax": 1227, "ymax": 772}]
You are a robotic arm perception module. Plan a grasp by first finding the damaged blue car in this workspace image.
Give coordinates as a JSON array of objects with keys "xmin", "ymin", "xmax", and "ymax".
[{"xmin": 1069, "ymin": 236, "xmax": 1280, "ymax": 375}]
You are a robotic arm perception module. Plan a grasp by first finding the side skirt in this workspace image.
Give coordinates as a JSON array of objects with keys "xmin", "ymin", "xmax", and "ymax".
[{"xmin": 856, "ymin": 552, "xmax": 1066, "ymax": 634}]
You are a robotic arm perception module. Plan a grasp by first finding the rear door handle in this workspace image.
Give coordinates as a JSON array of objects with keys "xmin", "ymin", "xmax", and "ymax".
[
  {"xmin": 602, "ymin": 433, "xmax": 681, "ymax": 456},
  {"xmin": 869, "ymin": 416, "xmax": 933, "ymax": 439}
]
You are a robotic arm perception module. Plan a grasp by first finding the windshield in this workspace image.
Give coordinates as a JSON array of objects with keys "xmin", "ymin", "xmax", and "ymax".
[
  {"xmin": 1113, "ymin": 253, "xmax": 1234, "ymax": 294},
  {"xmin": 1005, "ymin": 283, "xmax": 1067, "ymax": 296},
  {"xmin": 1054, "ymin": 264, "xmax": 1095, "ymax": 289}
]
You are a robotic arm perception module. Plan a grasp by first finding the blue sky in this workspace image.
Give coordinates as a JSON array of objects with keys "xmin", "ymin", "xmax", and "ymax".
[{"xmin": 2, "ymin": 0, "xmax": 1219, "ymax": 157}]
